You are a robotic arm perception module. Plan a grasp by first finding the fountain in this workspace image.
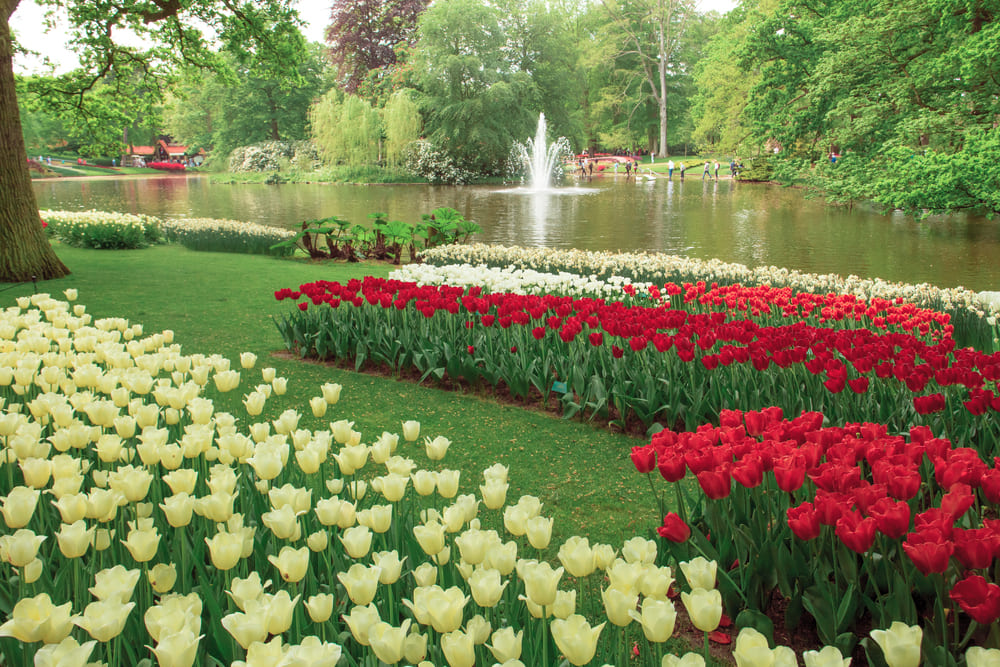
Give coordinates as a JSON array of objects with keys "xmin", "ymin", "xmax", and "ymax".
[{"xmin": 509, "ymin": 113, "xmax": 575, "ymax": 192}]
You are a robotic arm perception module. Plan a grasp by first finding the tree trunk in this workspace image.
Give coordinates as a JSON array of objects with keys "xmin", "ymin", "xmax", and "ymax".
[{"xmin": 0, "ymin": 10, "xmax": 70, "ymax": 283}]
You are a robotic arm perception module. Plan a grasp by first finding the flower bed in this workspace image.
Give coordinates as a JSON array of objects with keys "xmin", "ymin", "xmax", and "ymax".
[
  {"xmin": 274, "ymin": 277, "xmax": 1000, "ymax": 446},
  {"xmin": 148, "ymin": 162, "xmax": 186, "ymax": 171},
  {"xmin": 634, "ymin": 407, "xmax": 1000, "ymax": 662},
  {"xmin": 40, "ymin": 210, "xmax": 162, "ymax": 250},
  {"xmin": 421, "ymin": 244, "xmax": 1000, "ymax": 352},
  {"xmin": 160, "ymin": 217, "xmax": 296, "ymax": 256},
  {"xmin": 7, "ymin": 293, "xmax": 984, "ymax": 665}
]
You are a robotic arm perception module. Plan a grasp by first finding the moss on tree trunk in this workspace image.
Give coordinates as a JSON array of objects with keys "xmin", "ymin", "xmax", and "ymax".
[{"xmin": 0, "ymin": 12, "xmax": 70, "ymax": 283}]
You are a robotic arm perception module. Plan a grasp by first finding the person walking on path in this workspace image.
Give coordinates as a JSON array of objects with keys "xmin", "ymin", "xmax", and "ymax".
[
  {"xmin": 667, "ymin": 159, "xmax": 674, "ymax": 180},
  {"xmin": 703, "ymin": 161, "xmax": 710, "ymax": 180},
  {"xmin": 714, "ymin": 161, "xmax": 720, "ymax": 181},
  {"xmin": 679, "ymin": 162, "xmax": 685, "ymax": 180},
  {"xmin": 625, "ymin": 161, "xmax": 632, "ymax": 179},
  {"xmin": 730, "ymin": 159, "xmax": 737, "ymax": 178}
]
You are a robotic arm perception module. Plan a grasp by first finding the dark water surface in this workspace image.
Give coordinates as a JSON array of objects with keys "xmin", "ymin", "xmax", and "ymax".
[{"xmin": 33, "ymin": 174, "xmax": 1000, "ymax": 292}]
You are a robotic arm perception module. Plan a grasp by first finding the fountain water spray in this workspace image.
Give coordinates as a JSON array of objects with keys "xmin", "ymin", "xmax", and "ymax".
[{"xmin": 510, "ymin": 113, "xmax": 572, "ymax": 191}]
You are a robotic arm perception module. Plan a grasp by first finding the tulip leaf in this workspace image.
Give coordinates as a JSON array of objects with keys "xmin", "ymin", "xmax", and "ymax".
[
  {"xmin": 860, "ymin": 637, "xmax": 891, "ymax": 667},
  {"xmin": 835, "ymin": 632, "xmax": 858, "ymax": 657}
]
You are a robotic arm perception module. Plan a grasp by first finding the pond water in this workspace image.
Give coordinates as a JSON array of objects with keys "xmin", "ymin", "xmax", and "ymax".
[{"xmin": 33, "ymin": 174, "xmax": 1000, "ymax": 292}]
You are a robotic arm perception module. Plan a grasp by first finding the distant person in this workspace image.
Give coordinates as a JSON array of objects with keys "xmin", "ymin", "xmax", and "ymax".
[
  {"xmin": 625, "ymin": 161, "xmax": 632, "ymax": 178},
  {"xmin": 667, "ymin": 159, "xmax": 674, "ymax": 180},
  {"xmin": 730, "ymin": 159, "xmax": 737, "ymax": 178},
  {"xmin": 702, "ymin": 161, "xmax": 710, "ymax": 180},
  {"xmin": 587, "ymin": 161, "xmax": 594, "ymax": 178},
  {"xmin": 679, "ymin": 162, "xmax": 685, "ymax": 180},
  {"xmin": 714, "ymin": 161, "xmax": 720, "ymax": 180}
]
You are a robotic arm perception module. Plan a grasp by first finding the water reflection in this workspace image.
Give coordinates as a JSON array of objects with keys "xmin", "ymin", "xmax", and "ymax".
[{"xmin": 33, "ymin": 175, "xmax": 1000, "ymax": 291}]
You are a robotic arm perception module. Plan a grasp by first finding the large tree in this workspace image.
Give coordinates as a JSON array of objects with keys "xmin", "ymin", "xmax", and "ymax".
[
  {"xmin": 326, "ymin": 0, "xmax": 428, "ymax": 95},
  {"xmin": 599, "ymin": 0, "xmax": 697, "ymax": 157},
  {"xmin": 1, "ymin": 0, "xmax": 303, "ymax": 282}
]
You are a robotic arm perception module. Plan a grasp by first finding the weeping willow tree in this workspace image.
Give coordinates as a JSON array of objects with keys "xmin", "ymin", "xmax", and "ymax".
[
  {"xmin": 382, "ymin": 90, "xmax": 422, "ymax": 168},
  {"xmin": 309, "ymin": 90, "xmax": 382, "ymax": 167}
]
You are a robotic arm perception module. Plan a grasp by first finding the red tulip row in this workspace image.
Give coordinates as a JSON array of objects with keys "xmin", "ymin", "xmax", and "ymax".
[
  {"xmin": 642, "ymin": 280, "xmax": 954, "ymax": 340},
  {"xmin": 277, "ymin": 278, "xmax": 1000, "ymax": 420},
  {"xmin": 148, "ymin": 161, "xmax": 186, "ymax": 171},
  {"xmin": 635, "ymin": 408, "xmax": 1000, "ymax": 638}
]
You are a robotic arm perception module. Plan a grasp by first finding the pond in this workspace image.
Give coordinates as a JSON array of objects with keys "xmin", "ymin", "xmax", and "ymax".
[{"xmin": 33, "ymin": 174, "xmax": 1000, "ymax": 292}]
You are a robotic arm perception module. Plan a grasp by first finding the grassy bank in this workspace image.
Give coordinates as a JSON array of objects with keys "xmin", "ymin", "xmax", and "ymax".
[{"xmin": 1, "ymin": 244, "xmax": 658, "ymax": 548}]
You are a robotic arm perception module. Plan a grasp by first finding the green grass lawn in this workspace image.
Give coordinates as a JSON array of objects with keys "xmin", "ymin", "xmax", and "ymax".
[{"xmin": 2, "ymin": 243, "xmax": 663, "ymax": 548}]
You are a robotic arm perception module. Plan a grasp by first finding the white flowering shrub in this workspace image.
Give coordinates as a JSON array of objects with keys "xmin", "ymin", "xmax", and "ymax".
[
  {"xmin": 41, "ymin": 210, "xmax": 162, "ymax": 250},
  {"xmin": 228, "ymin": 141, "xmax": 320, "ymax": 173},
  {"xmin": 403, "ymin": 141, "xmax": 472, "ymax": 185}
]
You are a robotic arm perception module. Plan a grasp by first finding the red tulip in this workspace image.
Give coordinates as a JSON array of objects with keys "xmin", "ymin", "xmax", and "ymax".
[
  {"xmin": 835, "ymin": 511, "xmax": 877, "ymax": 554},
  {"xmin": 657, "ymin": 513, "xmax": 691, "ymax": 542},
  {"xmin": 950, "ymin": 574, "xmax": 1000, "ymax": 624},
  {"xmin": 773, "ymin": 453, "xmax": 807, "ymax": 493},
  {"xmin": 903, "ymin": 528, "xmax": 954, "ymax": 575},
  {"xmin": 867, "ymin": 497, "xmax": 911, "ymax": 540},
  {"xmin": 787, "ymin": 502, "xmax": 821, "ymax": 541},
  {"xmin": 696, "ymin": 467, "xmax": 732, "ymax": 499},
  {"xmin": 630, "ymin": 445, "xmax": 657, "ymax": 474},
  {"xmin": 952, "ymin": 528, "xmax": 999, "ymax": 570}
]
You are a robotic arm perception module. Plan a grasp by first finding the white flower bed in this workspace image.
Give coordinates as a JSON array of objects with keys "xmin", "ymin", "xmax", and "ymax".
[{"xmin": 388, "ymin": 263, "xmax": 650, "ymax": 299}]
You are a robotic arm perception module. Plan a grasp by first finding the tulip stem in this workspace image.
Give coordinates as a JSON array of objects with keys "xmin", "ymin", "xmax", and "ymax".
[{"xmin": 703, "ymin": 629, "xmax": 710, "ymax": 663}]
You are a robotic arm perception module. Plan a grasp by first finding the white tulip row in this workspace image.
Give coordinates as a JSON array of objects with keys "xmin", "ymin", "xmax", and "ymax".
[{"xmin": 388, "ymin": 263, "xmax": 651, "ymax": 299}]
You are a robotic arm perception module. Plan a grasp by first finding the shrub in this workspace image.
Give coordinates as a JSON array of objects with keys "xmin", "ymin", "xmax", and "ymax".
[
  {"xmin": 403, "ymin": 140, "xmax": 472, "ymax": 185},
  {"xmin": 228, "ymin": 141, "xmax": 320, "ymax": 173}
]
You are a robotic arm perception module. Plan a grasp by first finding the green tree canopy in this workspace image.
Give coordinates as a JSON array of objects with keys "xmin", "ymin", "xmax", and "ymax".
[{"xmin": 1, "ymin": 0, "xmax": 306, "ymax": 282}]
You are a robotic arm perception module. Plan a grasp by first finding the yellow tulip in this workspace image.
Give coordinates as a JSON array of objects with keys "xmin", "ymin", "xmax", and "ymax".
[
  {"xmin": 436, "ymin": 469, "xmax": 460, "ymax": 499},
  {"xmin": 402, "ymin": 420, "xmax": 420, "ymax": 441},
  {"xmin": 424, "ymin": 586, "xmax": 469, "ymax": 634},
  {"xmin": 558, "ymin": 536, "xmax": 595, "ymax": 578},
  {"xmin": 469, "ymin": 568, "xmax": 508, "ymax": 608},
  {"xmin": 343, "ymin": 603, "xmax": 381, "ymax": 646},
  {"xmin": 262, "ymin": 505, "xmax": 300, "ymax": 540},
  {"xmin": 404, "ymin": 630, "xmax": 428, "ymax": 664},
  {"xmin": 305, "ymin": 593, "xmax": 334, "ymax": 623},
  {"xmin": 271, "ymin": 376, "xmax": 287, "ymax": 395},
  {"xmin": 73, "ymin": 599, "xmax": 135, "ymax": 642},
  {"xmin": 552, "ymin": 589, "xmax": 577, "ymax": 619},
  {"xmin": 283, "ymin": 636, "xmax": 342, "ymax": 664},
  {"xmin": 968, "ymin": 647, "xmax": 1000, "ymax": 667},
  {"xmin": 262, "ymin": 590, "xmax": 299, "ymax": 635},
  {"xmin": 213, "ymin": 369, "xmax": 240, "ymax": 392},
  {"xmin": 0, "ymin": 528, "xmax": 45, "ymax": 567},
  {"xmin": 550, "ymin": 614, "xmax": 605, "ymax": 666},
  {"xmin": 340, "ymin": 525, "xmax": 374, "ymax": 559},
  {"xmin": 147, "ymin": 563, "xmax": 178, "ymax": 594},
  {"xmin": 19, "ymin": 457, "xmax": 51, "ymax": 488},
  {"xmin": 239, "ymin": 352, "xmax": 257, "ymax": 369},
  {"xmin": 680, "ymin": 556, "xmax": 718, "ymax": 590},
  {"xmin": 441, "ymin": 629, "xmax": 475, "ymax": 667},
  {"xmin": 414, "ymin": 521, "xmax": 446, "ymax": 556},
  {"xmin": 1, "ymin": 486, "xmax": 39, "ymax": 528},
  {"xmin": 480, "ymin": 478, "xmax": 508, "ymax": 510},
  {"xmin": 412, "ymin": 562, "xmax": 438, "ymax": 588},
  {"xmin": 0, "ymin": 594, "xmax": 71, "ymax": 643},
  {"xmin": 150, "ymin": 629, "xmax": 201, "ymax": 667},
  {"xmin": 122, "ymin": 525, "xmax": 160, "ymax": 562},
  {"xmin": 622, "ymin": 536, "xmax": 658, "ymax": 565},
  {"xmin": 488, "ymin": 627, "xmax": 523, "ymax": 663},
  {"xmin": 56, "ymin": 520, "xmax": 95, "ymax": 558},
  {"xmin": 485, "ymin": 540, "xmax": 518, "ymax": 576},
  {"xmin": 641, "ymin": 564, "xmax": 675, "ymax": 599},
  {"xmin": 162, "ymin": 469, "xmax": 198, "ymax": 495},
  {"xmin": 681, "ymin": 588, "xmax": 723, "ymax": 633},
  {"xmin": 33, "ymin": 636, "xmax": 97, "ymax": 667},
  {"xmin": 268, "ymin": 546, "xmax": 310, "ymax": 583},
  {"xmin": 369, "ymin": 620, "xmax": 412, "ymax": 664},
  {"xmin": 602, "ymin": 586, "xmax": 639, "ymax": 627},
  {"xmin": 520, "ymin": 561, "xmax": 563, "ymax": 607},
  {"xmin": 377, "ymin": 473, "xmax": 409, "ymax": 502},
  {"xmin": 160, "ymin": 492, "xmax": 195, "ymax": 528},
  {"xmin": 425, "ymin": 435, "xmax": 451, "ymax": 460},
  {"xmin": 358, "ymin": 504, "xmax": 394, "ymax": 533},
  {"xmin": 870, "ymin": 622, "xmax": 922, "ymax": 667},
  {"xmin": 227, "ymin": 572, "xmax": 269, "ymax": 611},
  {"xmin": 321, "ymin": 382, "xmax": 342, "ymax": 404},
  {"xmin": 306, "ymin": 529, "xmax": 328, "ymax": 552},
  {"xmin": 466, "ymin": 614, "xmax": 492, "ymax": 644},
  {"xmin": 90, "ymin": 564, "xmax": 140, "ymax": 602},
  {"xmin": 221, "ymin": 608, "xmax": 268, "ymax": 650},
  {"xmin": 662, "ymin": 653, "xmax": 707, "ymax": 667},
  {"xmin": 803, "ymin": 645, "xmax": 852, "ymax": 667},
  {"xmin": 205, "ymin": 531, "xmax": 243, "ymax": 570},
  {"xmin": 338, "ymin": 563, "xmax": 382, "ymax": 605},
  {"xmin": 606, "ymin": 560, "xmax": 645, "ymax": 594},
  {"xmin": 526, "ymin": 515, "xmax": 554, "ymax": 550},
  {"xmin": 372, "ymin": 550, "xmax": 406, "ymax": 585}
]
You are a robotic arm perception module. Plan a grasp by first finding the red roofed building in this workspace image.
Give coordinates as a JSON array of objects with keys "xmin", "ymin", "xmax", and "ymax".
[{"xmin": 125, "ymin": 137, "xmax": 205, "ymax": 167}]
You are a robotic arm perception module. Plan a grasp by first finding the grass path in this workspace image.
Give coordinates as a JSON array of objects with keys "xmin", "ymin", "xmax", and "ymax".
[{"xmin": 3, "ymin": 244, "xmax": 662, "ymax": 547}]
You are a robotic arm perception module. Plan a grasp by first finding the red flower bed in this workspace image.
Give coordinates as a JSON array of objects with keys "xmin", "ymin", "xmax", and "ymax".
[
  {"xmin": 148, "ymin": 161, "xmax": 186, "ymax": 171},
  {"xmin": 636, "ymin": 408, "xmax": 1000, "ymax": 655}
]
